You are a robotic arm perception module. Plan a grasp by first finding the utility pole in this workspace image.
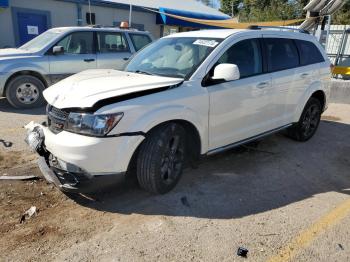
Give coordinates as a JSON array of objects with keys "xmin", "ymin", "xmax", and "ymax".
[
  {"xmin": 129, "ymin": 4, "xmax": 132, "ymax": 27},
  {"xmin": 88, "ymin": 0, "xmax": 92, "ymax": 25}
]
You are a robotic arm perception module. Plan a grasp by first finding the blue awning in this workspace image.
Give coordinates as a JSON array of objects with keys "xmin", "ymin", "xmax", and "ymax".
[{"xmin": 156, "ymin": 7, "xmax": 230, "ymax": 28}]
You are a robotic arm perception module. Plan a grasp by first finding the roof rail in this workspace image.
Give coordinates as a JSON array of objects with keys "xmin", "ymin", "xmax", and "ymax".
[
  {"xmin": 88, "ymin": 24, "xmax": 139, "ymax": 31},
  {"xmin": 248, "ymin": 25, "xmax": 309, "ymax": 34}
]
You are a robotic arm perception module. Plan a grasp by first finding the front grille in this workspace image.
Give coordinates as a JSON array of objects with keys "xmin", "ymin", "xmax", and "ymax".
[{"xmin": 47, "ymin": 105, "xmax": 69, "ymax": 134}]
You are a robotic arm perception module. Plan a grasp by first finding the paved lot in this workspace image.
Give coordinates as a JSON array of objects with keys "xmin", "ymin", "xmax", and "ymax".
[{"xmin": 0, "ymin": 98, "xmax": 349, "ymax": 262}]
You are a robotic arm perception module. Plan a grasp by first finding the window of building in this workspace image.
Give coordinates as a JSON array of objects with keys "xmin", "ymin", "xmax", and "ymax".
[
  {"xmin": 97, "ymin": 32, "xmax": 129, "ymax": 53},
  {"xmin": 56, "ymin": 32, "xmax": 94, "ymax": 54},
  {"xmin": 295, "ymin": 40, "xmax": 325, "ymax": 66},
  {"xmin": 216, "ymin": 38, "xmax": 263, "ymax": 78},
  {"xmin": 264, "ymin": 38, "xmax": 299, "ymax": 72},
  {"xmin": 129, "ymin": 34, "xmax": 152, "ymax": 51},
  {"xmin": 86, "ymin": 12, "xmax": 95, "ymax": 25}
]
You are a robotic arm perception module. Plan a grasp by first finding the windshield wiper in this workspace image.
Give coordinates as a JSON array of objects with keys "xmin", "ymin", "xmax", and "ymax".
[{"xmin": 134, "ymin": 70, "xmax": 154, "ymax": 76}]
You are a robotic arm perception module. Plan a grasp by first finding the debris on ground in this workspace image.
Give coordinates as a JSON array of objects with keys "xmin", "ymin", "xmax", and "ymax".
[
  {"xmin": 338, "ymin": 243, "xmax": 344, "ymax": 250},
  {"xmin": 0, "ymin": 139, "xmax": 13, "ymax": 148},
  {"xmin": 20, "ymin": 206, "xmax": 37, "ymax": 223},
  {"xmin": 0, "ymin": 175, "xmax": 40, "ymax": 181},
  {"xmin": 180, "ymin": 196, "xmax": 190, "ymax": 207},
  {"xmin": 237, "ymin": 247, "xmax": 249, "ymax": 257}
]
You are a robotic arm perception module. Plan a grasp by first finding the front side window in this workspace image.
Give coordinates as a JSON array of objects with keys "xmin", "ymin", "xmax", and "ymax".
[
  {"xmin": 126, "ymin": 37, "xmax": 222, "ymax": 79},
  {"xmin": 129, "ymin": 33, "xmax": 152, "ymax": 51},
  {"xmin": 216, "ymin": 38, "xmax": 263, "ymax": 78},
  {"xmin": 264, "ymin": 38, "xmax": 299, "ymax": 72},
  {"xmin": 56, "ymin": 32, "xmax": 94, "ymax": 54},
  {"xmin": 97, "ymin": 32, "xmax": 129, "ymax": 53},
  {"xmin": 296, "ymin": 40, "xmax": 325, "ymax": 66}
]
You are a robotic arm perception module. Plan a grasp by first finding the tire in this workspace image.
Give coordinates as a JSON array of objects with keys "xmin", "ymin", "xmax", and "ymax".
[
  {"xmin": 287, "ymin": 97, "xmax": 322, "ymax": 142},
  {"xmin": 5, "ymin": 75, "xmax": 46, "ymax": 109},
  {"xmin": 137, "ymin": 123, "xmax": 186, "ymax": 194}
]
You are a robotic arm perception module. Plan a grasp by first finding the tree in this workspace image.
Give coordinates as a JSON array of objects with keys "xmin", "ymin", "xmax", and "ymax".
[
  {"xmin": 220, "ymin": 0, "xmax": 243, "ymax": 17},
  {"xmin": 219, "ymin": 0, "xmax": 350, "ymax": 25},
  {"xmin": 332, "ymin": 2, "xmax": 350, "ymax": 25}
]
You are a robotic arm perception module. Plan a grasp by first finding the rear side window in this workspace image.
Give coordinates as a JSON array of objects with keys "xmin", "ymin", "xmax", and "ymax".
[
  {"xmin": 129, "ymin": 34, "xmax": 152, "ymax": 51},
  {"xmin": 295, "ymin": 40, "xmax": 325, "ymax": 66},
  {"xmin": 264, "ymin": 38, "xmax": 299, "ymax": 72},
  {"xmin": 97, "ymin": 32, "xmax": 129, "ymax": 53},
  {"xmin": 217, "ymin": 38, "xmax": 263, "ymax": 78}
]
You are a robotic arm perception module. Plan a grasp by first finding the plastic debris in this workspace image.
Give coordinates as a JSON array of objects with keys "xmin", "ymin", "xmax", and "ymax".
[
  {"xmin": 237, "ymin": 247, "xmax": 249, "ymax": 257},
  {"xmin": 20, "ymin": 206, "xmax": 37, "ymax": 223},
  {"xmin": 0, "ymin": 175, "xmax": 39, "ymax": 181},
  {"xmin": 338, "ymin": 243, "xmax": 344, "ymax": 250}
]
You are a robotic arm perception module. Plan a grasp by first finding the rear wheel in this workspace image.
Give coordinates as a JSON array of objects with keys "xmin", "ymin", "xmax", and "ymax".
[
  {"xmin": 5, "ymin": 75, "xmax": 46, "ymax": 109},
  {"xmin": 136, "ymin": 123, "xmax": 186, "ymax": 194},
  {"xmin": 287, "ymin": 97, "xmax": 322, "ymax": 142}
]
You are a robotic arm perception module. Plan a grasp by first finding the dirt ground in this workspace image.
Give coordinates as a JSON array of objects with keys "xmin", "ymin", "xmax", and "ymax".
[{"xmin": 0, "ymin": 99, "xmax": 349, "ymax": 262}]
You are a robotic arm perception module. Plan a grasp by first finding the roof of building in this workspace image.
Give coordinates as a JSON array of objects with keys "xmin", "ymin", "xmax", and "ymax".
[{"xmin": 102, "ymin": 0, "xmax": 228, "ymax": 17}]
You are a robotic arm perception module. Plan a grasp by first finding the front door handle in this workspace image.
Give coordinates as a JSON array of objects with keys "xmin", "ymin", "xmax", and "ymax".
[
  {"xmin": 256, "ymin": 82, "xmax": 269, "ymax": 89},
  {"xmin": 300, "ymin": 73, "xmax": 309, "ymax": 78},
  {"xmin": 84, "ymin": 58, "xmax": 95, "ymax": 62},
  {"xmin": 123, "ymin": 57, "xmax": 129, "ymax": 61}
]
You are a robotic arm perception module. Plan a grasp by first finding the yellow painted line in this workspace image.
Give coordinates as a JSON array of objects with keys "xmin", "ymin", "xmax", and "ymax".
[
  {"xmin": 267, "ymin": 199, "xmax": 350, "ymax": 262},
  {"xmin": 333, "ymin": 66, "xmax": 350, "ymax": 75}
]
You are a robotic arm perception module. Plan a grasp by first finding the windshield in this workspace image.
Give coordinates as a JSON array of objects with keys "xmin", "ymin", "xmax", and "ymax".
[
  {"xmin": 125, "ymin": 37, "xmax": 222, "ymax": 79},
  {"xmin": 19, "ymin": 30, "xmax": 62, "ymax": 52}
]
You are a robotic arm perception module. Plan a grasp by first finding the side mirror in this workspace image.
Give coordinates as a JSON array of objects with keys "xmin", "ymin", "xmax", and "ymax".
[
  {"xmin": 212, "ymin": 63, "xmax": 240, "ymax": 81},
  {"xmin": 52, "ymin": 46, "xmax": 64, "ymax": 55}
]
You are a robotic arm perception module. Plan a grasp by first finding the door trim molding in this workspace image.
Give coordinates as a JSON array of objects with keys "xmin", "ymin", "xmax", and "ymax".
[
  {"xmin": 11, "ymin": 6, "xmax": 52, "ymax": 47},
  {"xmin": 207, "ymin": 123, "xmax": 293, "ymax": 156}
]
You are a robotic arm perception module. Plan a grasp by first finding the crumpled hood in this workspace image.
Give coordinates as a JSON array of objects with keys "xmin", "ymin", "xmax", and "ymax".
[
  {"xmin": 0, "ymin": 48, "xmax": 33, "ymax": 58},
  {"xmin": 43, "ymin": 69, "xmax": 184, "ymax": 109}
]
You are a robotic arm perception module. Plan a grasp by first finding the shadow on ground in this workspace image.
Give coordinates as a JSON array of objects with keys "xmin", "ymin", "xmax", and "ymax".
[
  {"xmin": 0, "ymin": 97, "xmax": 45, "ymax": 115},
  {"xmin": 67, "ymin": 120, "xmax": 350, "ymax": 219}
]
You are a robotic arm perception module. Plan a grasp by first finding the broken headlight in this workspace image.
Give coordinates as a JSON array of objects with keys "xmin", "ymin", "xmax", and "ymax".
[{"xmin": 64, "ymin": 112, "xmax": 123, "ymax": 137}]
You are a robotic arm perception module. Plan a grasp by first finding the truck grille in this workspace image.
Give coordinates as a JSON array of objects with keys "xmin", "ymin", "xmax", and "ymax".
[{"xmin": 47, "ymin": 105, "xmax": 69, "ymax": 134}]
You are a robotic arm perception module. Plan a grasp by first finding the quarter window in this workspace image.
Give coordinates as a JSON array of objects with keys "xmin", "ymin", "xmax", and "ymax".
[
  {"xmin": 129, "ymin": 34, "xmax": 152, "ymax": 51},
  {"xmin": 56, "ymin": 32, "xmax": 94, "ymax": 54},
  {"xmin": 296, "ymin": 40, "xmax": 325, "ymax": 66},
  {"xmin": 216, "ymin": 39, "xmax": 263, "ymax": 78},
  {"xmin": 264, "ymin": 38, "xmax": 299, "ymax": 72},
  {"xmin": 97, "ymin": 32, "xmax": 129, "ymax": 53}
]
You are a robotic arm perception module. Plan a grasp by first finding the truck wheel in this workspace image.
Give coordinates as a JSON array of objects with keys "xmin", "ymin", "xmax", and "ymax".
[
  {"xmin": 137, "ymin": 123, "xmax": 186, "ymax": 194},
  {"xmin": 287, "ymin": 97, "xmax": 322, "ymax": 142},
  {"xmin": 5, "ymin": 75, "xmax": 46, "ymax": 109}
]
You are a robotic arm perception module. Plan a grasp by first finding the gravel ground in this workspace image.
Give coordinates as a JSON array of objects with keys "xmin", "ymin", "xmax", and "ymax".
[{"xmin": 0, "ymin": 98, "xmax": 349, "ymax": 262}]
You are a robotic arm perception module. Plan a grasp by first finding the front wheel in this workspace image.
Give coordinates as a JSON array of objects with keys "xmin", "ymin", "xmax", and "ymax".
[
  {"xmin": 287, "ymin": 97, "xmax": 322, "ymax": 142},
  {"xmin": 5, "ymin": 75, "xmax": 46, "ymax": 109},
  {"xmin": 136, "ymin": 123, "xmax": 186, "ymax": 194}
]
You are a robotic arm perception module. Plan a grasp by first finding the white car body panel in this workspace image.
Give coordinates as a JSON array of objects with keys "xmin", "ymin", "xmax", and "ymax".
[{"xmin": 43, "ymin": 69, "xmax": 183, "ymax": 109}]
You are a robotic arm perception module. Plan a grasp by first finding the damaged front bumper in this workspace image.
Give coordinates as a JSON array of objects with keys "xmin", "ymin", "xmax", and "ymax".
[{"xmin": 25, "ymin": 122, "xmax": 125, "ymax": 193}]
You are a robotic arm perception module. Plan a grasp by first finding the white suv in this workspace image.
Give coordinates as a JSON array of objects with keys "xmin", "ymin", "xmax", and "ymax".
[{"xmin": 25, "ymin": 28, "xmax": 331, "ymax": 194}]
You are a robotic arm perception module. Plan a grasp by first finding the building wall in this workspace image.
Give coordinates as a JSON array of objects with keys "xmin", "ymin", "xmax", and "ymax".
[{"xmin": 0, "ymin": 0, "xmax": 160, "ymax": 48}]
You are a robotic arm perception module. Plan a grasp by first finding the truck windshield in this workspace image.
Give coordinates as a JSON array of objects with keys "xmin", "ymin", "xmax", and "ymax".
[
  {"xmin": 19, "ymin": 30, "xmax": 62, "ymax": 52},
  {"xmin": 126, "ymin": 37, "xmax": 222, "ymax": 79}
]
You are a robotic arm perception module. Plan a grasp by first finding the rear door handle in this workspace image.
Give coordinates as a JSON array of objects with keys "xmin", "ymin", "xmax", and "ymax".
[
  {"xmin": 84, "ymin": 58, "xmax": 95, "ymax": 62},
  {"xmin": 300, "ymin": 73, "xmax": 309, "ymax": 78},
  {"xmin": 256, "ymin": 82, "xmax": 269, "ymax": 89},
  {"xmin": 123, "ymin": 57, "xmax": 129, "ymax": 61}
]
